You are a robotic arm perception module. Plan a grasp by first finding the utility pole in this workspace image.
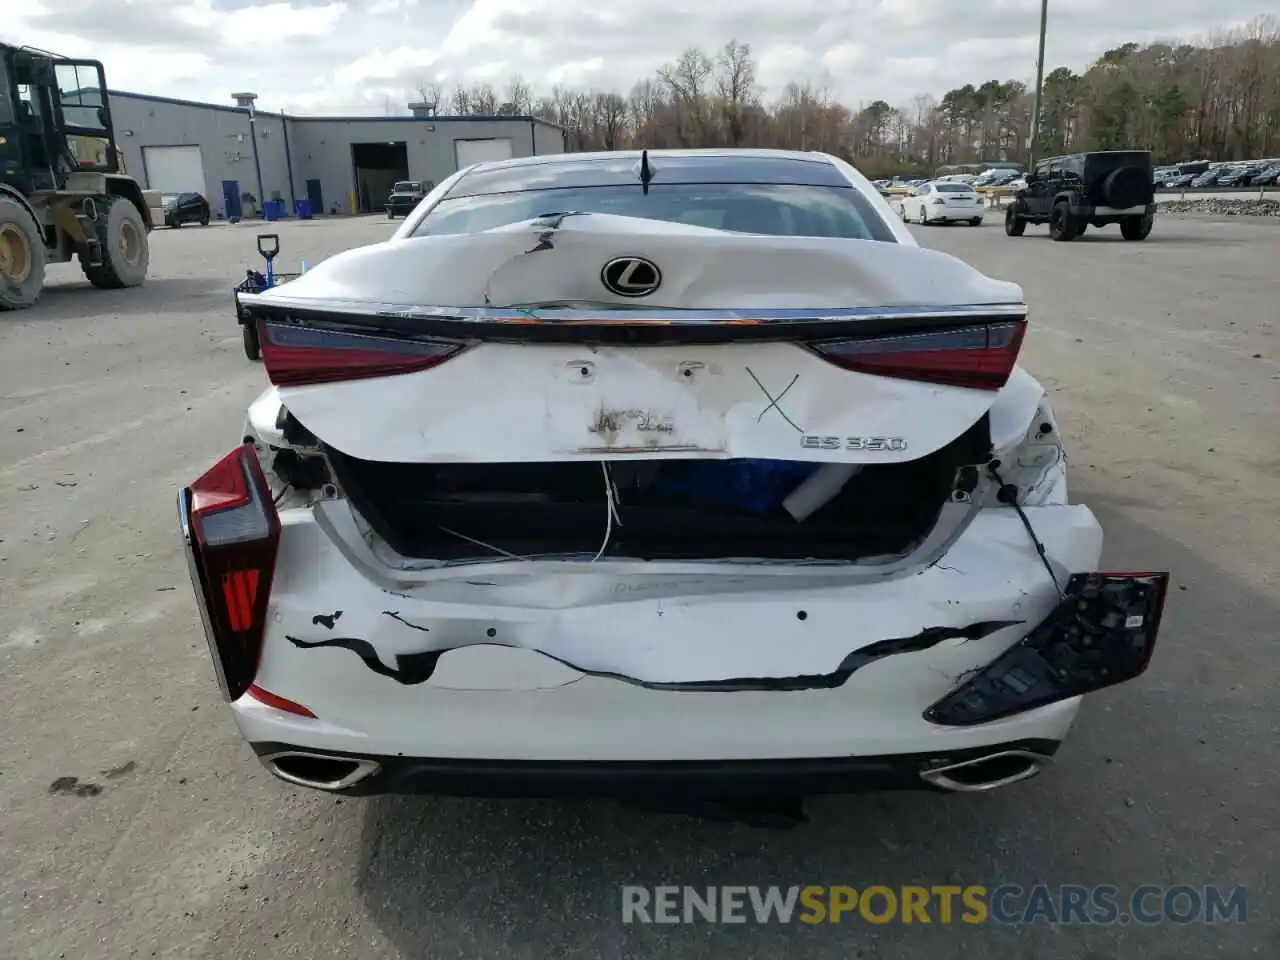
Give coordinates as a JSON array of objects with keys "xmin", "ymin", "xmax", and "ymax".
[
  {"xmin": 232, "ymin": 92, "xmax": 266, "ymax": 218},
  {"xmin": 1028, "ymin": 0, "xmax": 1049, "ymax": 168}
]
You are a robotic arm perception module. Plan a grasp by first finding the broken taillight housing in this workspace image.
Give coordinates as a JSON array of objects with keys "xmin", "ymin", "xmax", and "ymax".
[
  {"xmin": 924, "ymin": 572, "xmax": 1170, "ymax": 726},
  {"xmin": 179, "ymin": 443, "xmax": 281, "ymax": 701},
  {"xmin": 807, "ymin": 320, "xmax": 1026, "ymax": 390},
  {"xmin": 258, "ymin": 320, "xmax": 466, "ymax": 386}
]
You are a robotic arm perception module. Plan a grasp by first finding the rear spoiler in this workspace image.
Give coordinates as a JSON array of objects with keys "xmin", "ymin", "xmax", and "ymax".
[{"xmin": 237, "ymin": 295, "xmax": 1028, "ymax": 346}]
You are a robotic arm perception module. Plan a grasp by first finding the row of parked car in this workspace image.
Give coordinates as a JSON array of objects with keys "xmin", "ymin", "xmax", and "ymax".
[
  {"xmin": 1154, "ymin": 158, "xmax": 1280, "ymax": 189},
  {"xmin": 879, "ymin": 154, "xmax": 1280, "ymax": 197},
  {"xmin": 874, "ymin": 169, "xmax": 1028, "ymax": 194}
]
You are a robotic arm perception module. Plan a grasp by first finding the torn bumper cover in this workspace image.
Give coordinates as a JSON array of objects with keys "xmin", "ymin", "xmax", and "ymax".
[
  {"xmin": 227, "ymin": 505, "xmax": 1170, "ymax": 766},
  {"xmin": 283, "ymin": 617, "xmax": 1025, "ymax": 692},
  {"xmin": 236, "ymin": 573, "xmax": 1168, "ymax": 799}
]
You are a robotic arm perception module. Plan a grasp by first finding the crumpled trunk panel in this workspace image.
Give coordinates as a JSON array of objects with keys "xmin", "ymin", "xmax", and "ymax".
[
  {"xmin": 325, "ymin": 414, "xmax": 989, "ymax": 564},
  {"xmin": 244, "ymin": 212, "xmax": 1025, "ymax": 467}
]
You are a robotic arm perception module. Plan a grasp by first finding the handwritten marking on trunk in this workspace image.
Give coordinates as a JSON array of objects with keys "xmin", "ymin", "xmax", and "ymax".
[{"xmin": 745, "ymin": 368, "xmax": 803, "ymax": 433}]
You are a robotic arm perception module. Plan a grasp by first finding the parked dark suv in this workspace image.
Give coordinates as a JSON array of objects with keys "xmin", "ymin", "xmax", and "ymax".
[
  {"xmin": 1005, "ymin": 151, "xmax": 1157, "ymax": 241},
  {"xmin": 162, "ymin": 192, "xmax": 211, "ymax": 227},
  {"xmin": 386, "ymin": 180, "xmax": 431, "ymax": 219}
]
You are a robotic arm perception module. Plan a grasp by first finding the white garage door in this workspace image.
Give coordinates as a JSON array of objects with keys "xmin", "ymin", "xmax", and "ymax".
[
  {"xmin": 142, "ymin": 145, "xmax": 207, "ymax": 195},
  {"xmin": 454, "ymin": 138, "xmax": 515, "ymax": 170}
]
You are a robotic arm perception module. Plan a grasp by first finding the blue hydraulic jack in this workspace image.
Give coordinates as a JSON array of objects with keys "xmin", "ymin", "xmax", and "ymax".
[{"xmin": 233, "ymin": 233, "xmax": 299, "ymax": 361}]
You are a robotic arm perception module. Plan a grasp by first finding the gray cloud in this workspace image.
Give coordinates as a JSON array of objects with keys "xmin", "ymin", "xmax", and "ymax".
[
  {"xmin": 25, "ymin": 0, "xmax": 222, "ymax": 52},
  {"xmin": 9, "ymin": 0, "xmax": 1272, "ymax": 115},
  {"xmin": 206, "ymin": 0, "xmax": 339, "ymax": 7}
]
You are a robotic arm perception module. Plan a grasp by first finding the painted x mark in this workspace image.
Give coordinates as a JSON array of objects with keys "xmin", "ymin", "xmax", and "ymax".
[{"xmin": 745, "ymin": 367, "xmax": 803, "ymax": 433}]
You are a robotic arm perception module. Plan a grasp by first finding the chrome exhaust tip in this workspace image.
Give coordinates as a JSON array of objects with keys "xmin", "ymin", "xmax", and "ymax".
[
  {"xmin": 261, "ymin": 751, "xmax": 381, "ymax": 791},
  {"xmin": 919, "ymin": 749, "xmax": 1050, "ymax": 793}
]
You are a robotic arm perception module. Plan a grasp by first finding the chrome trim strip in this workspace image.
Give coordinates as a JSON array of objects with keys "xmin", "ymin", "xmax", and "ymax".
[{"xmin": 238, "ymin": 293, "xmax": 1028, "ymax": 326}]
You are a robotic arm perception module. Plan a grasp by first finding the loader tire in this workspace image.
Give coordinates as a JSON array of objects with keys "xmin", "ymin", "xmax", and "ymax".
[
  {"xmin": 82, "ymin": 195, "xmax": 149, "ymax": 289},
  {"xmin": 0, "ymin": 196, "xmax": 46, "ymax": 311}
]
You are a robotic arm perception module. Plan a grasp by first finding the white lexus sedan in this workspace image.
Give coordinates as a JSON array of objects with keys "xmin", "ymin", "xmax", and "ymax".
[
  {"xmin": 179, "ymin": 149, "xmax": 1168, "ymax": 818},
  {"xmin": 902, "ymin": 180, "xmax": 985, "ymax": 226}
]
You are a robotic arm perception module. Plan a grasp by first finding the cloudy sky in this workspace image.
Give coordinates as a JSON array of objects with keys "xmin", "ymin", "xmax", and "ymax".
[{"xmin": 4, "ymin": 0, "xmax": 1269, "ymax": 116}]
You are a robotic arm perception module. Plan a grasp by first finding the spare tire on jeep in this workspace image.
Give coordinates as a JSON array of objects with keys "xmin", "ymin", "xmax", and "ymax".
[{"xmin": 1100, "ymin": 165, "xmax": 1149, "ymax": 210}]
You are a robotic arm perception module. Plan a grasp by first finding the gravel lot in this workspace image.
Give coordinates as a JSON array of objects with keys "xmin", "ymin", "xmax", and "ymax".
[{"xmin": 1, "ymin": 214, "xmax": 1276, "ymax": 959}]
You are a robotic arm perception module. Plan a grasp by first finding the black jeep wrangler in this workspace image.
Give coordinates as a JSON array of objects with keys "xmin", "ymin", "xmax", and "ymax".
[{"xmin": 1005, "ymin": 150, "xmax": 1157, "ymax": 241}]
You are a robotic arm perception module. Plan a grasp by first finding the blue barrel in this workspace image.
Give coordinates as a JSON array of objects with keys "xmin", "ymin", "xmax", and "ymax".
[{"xmin": 295, "ymin": 198, "xmax": 313, "ymax": 220}]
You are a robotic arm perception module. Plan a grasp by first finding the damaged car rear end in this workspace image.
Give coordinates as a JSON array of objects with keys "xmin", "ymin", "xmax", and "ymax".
[{"xmin": 178, "ymin": 150, "xmax": 1168, "ymax": 807}]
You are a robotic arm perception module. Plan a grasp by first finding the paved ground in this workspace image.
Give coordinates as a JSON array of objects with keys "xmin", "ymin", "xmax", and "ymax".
[{"xmin": 1, "ymin": 214, "xmax": 1276, "ymax": 959}]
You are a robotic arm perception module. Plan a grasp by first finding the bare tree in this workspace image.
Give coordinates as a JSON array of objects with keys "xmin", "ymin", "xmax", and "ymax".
[
  {"xmin": 401, "ymin": 26, "xmax": 1280, "ymax": 167},
  {"xmin": 447, "ymin": 83, "xmax": 472, "ymax": 116},
  {"xmin": 594, "ymin": 92, "xmax": 628, "ymax": 149},
  {"xmin": 628, "ymin": 79, "xmax": 666, "ymax": 147},
  {"xmin": 414, "ymin": 81, "xmax": 443, "ymax": 115},
  {"xmin": 504, "ymin": 75, "xmax": 533, "ymax": 115},
  {"xmin": 566, "ymin": 91, "xmax": 595, "ymax": 150},
  {"xmin": 715, "ymin": 39, "xmax": 758, "ymax": 146},
  {"xmin": 469, "ymin": 83, "xmax": 499, "ymax": 116},
  {"xmin": 658, "ymin": 47, "xmax": 714, "ymax": 146}
]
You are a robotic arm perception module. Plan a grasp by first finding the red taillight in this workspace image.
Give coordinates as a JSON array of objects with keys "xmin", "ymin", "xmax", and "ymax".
[
  {"xmin": 246, "ymin": 683, "xmax": 316, "ymax": 718},
  {"xmin": 259, "ymin": 321, "xmax": 465, "ymax": 386},
  {"xmin": 807, "ymin": 321, "xmax": 1026, "ymax": 390},
  {"xmin": 182, "ymin": 444, "xmax": 281, "ymax": 701}
]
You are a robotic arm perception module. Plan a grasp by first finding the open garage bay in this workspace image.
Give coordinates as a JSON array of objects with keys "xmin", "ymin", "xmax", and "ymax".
[{"xmin": 0, "ymin": 214, "xmax": 1276, "ymax": 959}]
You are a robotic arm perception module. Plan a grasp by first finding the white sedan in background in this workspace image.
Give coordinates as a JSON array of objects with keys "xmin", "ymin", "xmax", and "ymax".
[{"xmin": 902, "ymin": 181, "xmax": 985, "ymax": 226}]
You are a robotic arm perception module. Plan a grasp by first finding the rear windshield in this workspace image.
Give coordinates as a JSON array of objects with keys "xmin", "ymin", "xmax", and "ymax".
[
  {"xmin": 934, "ymin": 183, "xmax": 975, "ymax": 193},
  {"xmin": 393, "ymin": 182, "xmax": 418, "ymax": 192},
  {"xmin": 409, "ymin": 183, "xmax": 897, "ymax": 242}
]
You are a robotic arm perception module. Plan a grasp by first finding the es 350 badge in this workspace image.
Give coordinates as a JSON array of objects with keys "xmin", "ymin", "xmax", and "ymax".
[{"xmin": 801, "ymin": 435, "xmax": 909, "ymax": 452}]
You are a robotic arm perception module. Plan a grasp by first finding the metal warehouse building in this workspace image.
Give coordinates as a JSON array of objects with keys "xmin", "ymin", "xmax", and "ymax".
[{"xmin": 102, "ymin": 90, "xmax": 567, "ymax": 218}]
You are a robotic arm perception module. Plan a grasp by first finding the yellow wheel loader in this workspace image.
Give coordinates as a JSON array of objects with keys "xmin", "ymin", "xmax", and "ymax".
[{"xmin": 0, "ymin": 44, "xmax": 152, "ymax": 310}]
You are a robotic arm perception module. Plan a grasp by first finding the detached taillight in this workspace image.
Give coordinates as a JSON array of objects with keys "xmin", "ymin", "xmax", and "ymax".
[
  {"xmin": 180, "ymin": 443, "xmax": 280, "ymax": 701},
  {"xmin": 259, "ymin": 320, "xmax": 466, "ymax": 386},
  {"xmin": 807, "ymin": 320, "xmax": 1025, "ymax": 390}
]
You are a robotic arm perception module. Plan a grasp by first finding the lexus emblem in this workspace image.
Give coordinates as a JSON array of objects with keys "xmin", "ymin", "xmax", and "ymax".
[{"xmin": 601, "ymin": 256, "xmax": 662, "ymax": 297}]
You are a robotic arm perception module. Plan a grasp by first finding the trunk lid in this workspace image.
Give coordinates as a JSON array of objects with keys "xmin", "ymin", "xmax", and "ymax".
[{"xmin": 241, "ymin": 213, "xmax": 1025, "ymax": 466}]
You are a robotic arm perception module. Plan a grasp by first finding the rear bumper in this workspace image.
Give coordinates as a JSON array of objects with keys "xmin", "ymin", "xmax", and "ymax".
[
  {"xmin": 240, "ymin": 562, "xmax": 1169, "ymax": 800},
  {"xmin": 1069, "ymin": 202, "xmax": 1157, "ymax": 218},
  {"xmin": 248, "ymin": 738, "xmax": 1063, "ymax": 798},
  {"xmin": 222, "ymin": 500, "xmax": 1115, "ymax": 766}
]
